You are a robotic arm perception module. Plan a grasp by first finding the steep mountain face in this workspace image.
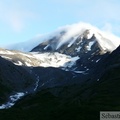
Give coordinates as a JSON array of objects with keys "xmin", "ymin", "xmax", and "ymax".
[
  {"xmin": 0, "ymin": 48, "xmax": 87, "ymax": 95},
  {"xmin": 0, "ymin": 48, "xmax": 79, "ymax": 70},
  {"xmin": 31, "ymin": 27, "xmax": 119, "ymax": 75},
  {"xmin": 0, "ymin": 56, "xmax": 35, "ymax": 104},
  {"xmin": 0, "ymin": 46, "xmax": 120, "ymax": 120},
  {"xmin": 0, "ymin": 48, "xmax": 82, "ymax": 108},
  {"xmin": 31, "ymin": 28, "xmax": 119, "ymax": 54},
  {"xmin": 0, "ymin": 23, "xmax": 120, "ymax": 119}
]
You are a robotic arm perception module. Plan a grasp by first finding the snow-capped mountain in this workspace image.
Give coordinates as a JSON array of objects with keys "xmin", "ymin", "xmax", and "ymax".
[
  {"xmin": 7, "ymin": 22, "xmax": 120, "ymax": 52},
  {"xmin": 0, "ymin": 48, "xmax": 79, "ymax": 71},
  {"xmin": 29, "ymin": 23, "xmax": 120, "ymax": 74},
  {"xmin": 31, "ymin": 23, "xmax": 120, "ymax": 54},
  {"xmin": 0, "ymin": 22, "xmax": 120, "ymax": 111},
  {"xmin": 1, "ymin": 22, "xmax": 120, "ymax": 93}
]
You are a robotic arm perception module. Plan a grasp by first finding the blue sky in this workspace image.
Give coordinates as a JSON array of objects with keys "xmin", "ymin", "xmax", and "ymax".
[{"xmin": 0, "ymin": 0, "xmax": 120, "ymax": 46}]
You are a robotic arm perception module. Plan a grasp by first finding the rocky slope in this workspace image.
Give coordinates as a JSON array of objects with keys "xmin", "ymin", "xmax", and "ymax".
[{"xmin": 0, "ymin": 46, "xmax": 120, "ymax": 120}]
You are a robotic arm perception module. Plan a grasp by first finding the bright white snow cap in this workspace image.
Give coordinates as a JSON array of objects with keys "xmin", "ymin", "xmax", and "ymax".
[{"xmin": 7, "ymin": 22, "xmax": 120, "ymax": 52}]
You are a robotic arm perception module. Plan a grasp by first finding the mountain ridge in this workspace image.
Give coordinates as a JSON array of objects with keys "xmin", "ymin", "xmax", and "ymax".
[
  {"xmin": 0, "ymin": 22, "xmax": 120, "ymax": 120},
  {"xmin": 7, "ymin": 22, "xmax": 120, "ymax": 52}
]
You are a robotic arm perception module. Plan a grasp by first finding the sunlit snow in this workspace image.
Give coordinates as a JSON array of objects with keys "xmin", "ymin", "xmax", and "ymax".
[
  {"xmin": 0, "ymin": 49, "xmax": 14, "ymax": 55},
  {"xmin": 1, "ymin": 56, "xmax": 12, "ymax": 60},
  {"xmin": 0, "ymin": 49, "xmax": 79, "ymax": 71}
]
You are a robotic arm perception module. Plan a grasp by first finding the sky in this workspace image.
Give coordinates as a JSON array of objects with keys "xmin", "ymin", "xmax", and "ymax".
[{"xmin": 0, "ymin": 0, "xmax": 120, "ymax": 47}]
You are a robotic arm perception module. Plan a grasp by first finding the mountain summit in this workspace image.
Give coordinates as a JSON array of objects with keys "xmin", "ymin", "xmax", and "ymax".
[
  {"xmin": 7, "ymin": 22, "xmax": 120, "ymax": 53},
  {"xmin": 30, "ymin": 23, "xmax": 120, "ymax": 74},
  {"xmin": 31, "ymin": 23, "xmax": 120, "ymax": 55}
]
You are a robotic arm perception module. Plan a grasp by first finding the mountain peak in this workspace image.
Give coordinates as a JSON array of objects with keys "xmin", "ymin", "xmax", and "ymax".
[
  {"xmin": 30, "ymin": 24, "xmax": 120, "ymax": 58},
  {"xmin": 82, "ymin": 29, "xmax": 94, "ymax": 39},
  {"xmin": 6, "ymin": 22, "xmax": 120, "ymax": 53}
]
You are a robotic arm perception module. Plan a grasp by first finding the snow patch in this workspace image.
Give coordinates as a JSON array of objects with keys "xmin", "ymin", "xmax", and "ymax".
[
  {"xmin": 44, "ymin": 45, "xmax": 50, "ymax": 50},
  {"xmin": 25, "ymin": 62, "xmax": 32, "ymax": 67},
  {"xmin": 0, "ymin": 92, "xmax": 25, "ymax": 109},
  {"xmin": 63, "ymin": 56, "xmax": 79, "ymax": 70},
  {"xmin": 14, "ymin": 61, "xmax": 23, "ymax": 66},
  {"xmin": 67, "ymin": 35, "xmax": 79, "ymax": 47},
  {"xmin": 86, "ymin": 41, "xmax": 95, "ymax": 51},
  {"xmin": 32, "ymin": 53, "xmax": 80, "ymax": 71},
  {"xmin": 33, "ymin": 52, "xmax": 71, "ymax": 68},
  {"xmin": 75, "ymin": 46, "xmax": 82, "ymax": 52},
  {"xmin": 19, "ymin": 52, "xmax": 34, "ymax": 58},
  {"xmin": 97, "ymin": 79, "xmax": 100, "ymax": 81},
  {"xmin": 96, "ymin": 58, "xmax": 101, "ymax": 63},
  {"xmin": 74, "ymin": 71, "xmax": 85, "ymax": 74},
  {"xmin": 0, "ymin": 50, "xmax": 14, "ymax": 55},
  {"xmin": 34, "ymin": 75, "xmax": 40, "ymax": 91},
  {"xmin": 0, "ymin": 49, "xmax": 80, "ymax": 70},
  {"xmin": 1, "ymin": 56, "xmax": 12, "ymax": 60}
]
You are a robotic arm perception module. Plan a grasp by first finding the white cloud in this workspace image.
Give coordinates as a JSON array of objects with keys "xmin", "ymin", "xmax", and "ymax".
[
  {"xmin": 0, "ymin": 1, "xmax": 35, "ymax": 32},
  {"xmin": 102, "ymin": 23, "xmax": 112, "ymax": 33},
  {"xmin": 6, "ymin": 22, "xmax": 120, "ymax": 52}
]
